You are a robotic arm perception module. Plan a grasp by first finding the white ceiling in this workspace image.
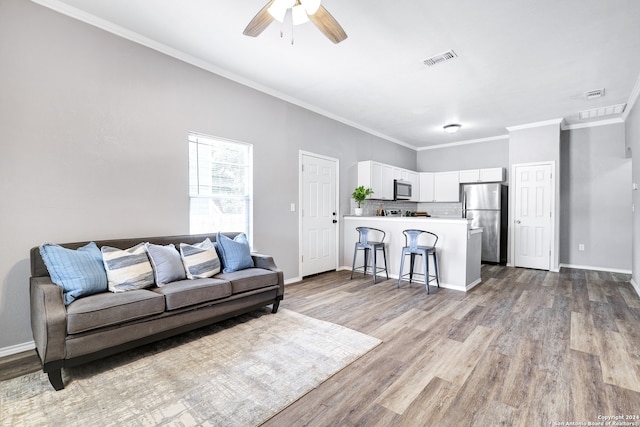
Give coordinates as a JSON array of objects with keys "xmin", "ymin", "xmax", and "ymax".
[{"xmin": 34, "ymin": 0, "xmax": 640, "ymax": 149}]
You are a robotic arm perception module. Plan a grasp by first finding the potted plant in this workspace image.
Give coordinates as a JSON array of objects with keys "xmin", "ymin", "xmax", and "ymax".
[{"xmin": 352, "ymin": 185, "xmax": 374, "ymax": 216}]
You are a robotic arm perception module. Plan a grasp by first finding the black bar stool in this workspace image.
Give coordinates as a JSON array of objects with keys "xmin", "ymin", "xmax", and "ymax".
[
  {"xmin": 397, "ymin": 229, "xmax": 440, "ymax": 293},
  {"xmin": 350, "ymin": 227, "xmax": 389, "ymax": 283}
]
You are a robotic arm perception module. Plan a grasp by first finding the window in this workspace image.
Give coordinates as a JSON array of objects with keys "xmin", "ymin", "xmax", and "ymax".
[{"xmin": 189, "ymin": 133, "xmax": 253, "ymax": 237}]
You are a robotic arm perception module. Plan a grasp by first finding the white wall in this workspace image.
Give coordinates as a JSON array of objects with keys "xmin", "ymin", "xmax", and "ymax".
[{"xmin": 0, "ymin": 0, "xmax": 417, "ymax": 350}]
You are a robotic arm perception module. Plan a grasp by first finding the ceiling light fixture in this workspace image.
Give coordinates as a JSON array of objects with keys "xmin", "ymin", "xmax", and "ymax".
[{"xmin": 443, "ymin": 124, "xmax": 462, "ymax": 134}]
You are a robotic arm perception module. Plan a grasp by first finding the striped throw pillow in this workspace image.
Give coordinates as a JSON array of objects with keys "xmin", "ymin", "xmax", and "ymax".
[
  {"xmin": 101, "ymin": 243, "xmax": 155, "ymax": 292},
  {"xmin": 179, "ymin": 238, "xmax": 221, "ymax": 279}
]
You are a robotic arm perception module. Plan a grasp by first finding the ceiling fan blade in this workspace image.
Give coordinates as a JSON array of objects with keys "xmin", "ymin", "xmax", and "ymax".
[
  {"xmin": 308, "ymin": 5, "xmax": 347, "ymax": 44},
  {"xmin": 243, "ymin": 0, "xmax": 276, "ymax": 37}
]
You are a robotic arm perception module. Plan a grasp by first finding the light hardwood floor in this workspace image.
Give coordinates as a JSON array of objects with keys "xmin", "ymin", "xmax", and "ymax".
[
  {"xmin": 2, "ymin": 265, "xmax": 639, "ymax": 426},
  {"xmin": 265, "ymin": 265, "xmax": 640, "ymax": 426}
]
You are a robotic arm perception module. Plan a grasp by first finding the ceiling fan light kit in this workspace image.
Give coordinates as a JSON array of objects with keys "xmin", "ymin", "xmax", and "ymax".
[{"xmin": 244, "ymin": 0, "xmax": 347, "ymax": 44}]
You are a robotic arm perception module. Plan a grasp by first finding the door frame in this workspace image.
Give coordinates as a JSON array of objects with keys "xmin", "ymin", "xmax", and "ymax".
[
  {"xmin": 509, "ymin": 161, "xmax": 557, "ymax": 271},
  {"xmin": 298, "ymin": 150, "xmax": 340, "ymax": 278}
]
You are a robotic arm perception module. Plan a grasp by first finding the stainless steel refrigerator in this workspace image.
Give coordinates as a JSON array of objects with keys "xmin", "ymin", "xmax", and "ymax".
[{"xmin": 461, "ymin": 183, "xmax": 508, "ymax": 264}]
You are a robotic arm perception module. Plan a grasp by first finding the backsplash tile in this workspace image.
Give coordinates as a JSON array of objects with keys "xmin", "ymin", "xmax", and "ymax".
[{"xmin": 351, "ymin": 200, "xmax": 462, "ymax": 218}]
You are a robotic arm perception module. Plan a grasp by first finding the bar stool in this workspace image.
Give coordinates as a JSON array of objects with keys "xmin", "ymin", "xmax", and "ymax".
[
  {"xmin": 350, "ymin": 227, "xmax": 389, "ymax": 284},
  {"xmin": 398, "ymin": 229, "xmax": 440, "ymax": 293}
]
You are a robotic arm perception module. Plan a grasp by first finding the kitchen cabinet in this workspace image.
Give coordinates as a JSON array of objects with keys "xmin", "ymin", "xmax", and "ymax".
[
  {"xmin": 459, "ymin": 168, "xmax": 505, "ymax": 183},
  {"xmin": 359, "ymin": 161, "xmax": 421, "ymax": 200},
  {"xmin": 406, "ymin": 171, "xmax": 420, "ymax": 202},
  {"xmin": 419, "ymin": 172, "xmax": 434, "ymax": 202},
  {"xmin": 420, "ymin": 172, "xmax": 459, "ymax": 202},
  {"xmin": 434, "ymin": 171, "xmax": 460, "ymax": 202},
  {"xmin": 357, "ymin": 161, "xmax": 394, "ymax": 200}
]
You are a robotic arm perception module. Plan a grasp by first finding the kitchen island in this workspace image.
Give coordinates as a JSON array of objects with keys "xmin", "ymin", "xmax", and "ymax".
[{"xmin": 343, "ymin": 216, "xmax": 482, "ymax": 292}]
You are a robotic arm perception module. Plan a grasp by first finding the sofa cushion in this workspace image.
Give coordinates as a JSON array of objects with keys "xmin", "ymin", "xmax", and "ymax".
[
  {"xmin": 39, "ymin": 242, "xmax": 108, "ymax": 305},
  {"xmin": 215, "ymin": 268, "xmax": 279, "ymax": 294},
  {"xmin": 66, "ymin": 290, "xmax": 165, "ymax": 334},
  {"xmin": 101, "ymin": 243, "xmax": 155, "ymax": 292},
  {"xmin": 152, "ymin": 278, "xmax": 232, "ymax": 311},
  {"xmin": 216, "ymin": 232, "xmax": 254, "ymax": 273},
  {"xmin": 179, "ymin": 238, "xmax": 221, "ymax": 279},
  {"xmin": 145, "ymin": 243, "xmax": 186, "ymax": 286}
]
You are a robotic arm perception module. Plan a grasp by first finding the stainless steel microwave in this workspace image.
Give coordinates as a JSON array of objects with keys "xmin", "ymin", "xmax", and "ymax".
[{"xmin": 394, "ymin": 180, "xmax": 412, "ymax": 200}]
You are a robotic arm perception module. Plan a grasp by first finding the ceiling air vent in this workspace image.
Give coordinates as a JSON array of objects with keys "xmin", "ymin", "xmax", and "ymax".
[
  {"xmin": 584, "ymin": 88, "xmax": 605, "ymax": 99},
  {"xmin": 423, "ymin": 50, "xmax": 458, "ymax": 67},
  {"xmin": 578, "ymin": 103, "xmax": 626, "ymax": 120}
]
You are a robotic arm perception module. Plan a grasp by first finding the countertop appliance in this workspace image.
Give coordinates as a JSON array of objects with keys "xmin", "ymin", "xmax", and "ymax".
[
  {"xmin": 461, "ymin": 182, "xmax": 508, "ymax": 264},
  {"xmin": 393, "ymin": 179, "xmax": 412, "ymax": 200}
]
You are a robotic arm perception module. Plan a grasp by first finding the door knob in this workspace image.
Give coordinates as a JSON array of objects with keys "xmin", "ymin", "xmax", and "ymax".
[
  {"xmin": 515, "ymin": 220, "xmax": 521, "ymax": 224},
  {"xmin": 333, "ymin": 219, "xmax": 338, "ymax": 224}
]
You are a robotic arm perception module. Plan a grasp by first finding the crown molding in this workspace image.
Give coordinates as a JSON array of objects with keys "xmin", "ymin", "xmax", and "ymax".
[
  {"xmin": 562, "ymin": 117, "xmax": 625, "ymax": 130},
  {"xmin": 622, "ymin": 72, "xmax": 640, "ymax": 122},
  {"xmin": 417, "ymin": 134, "xmax": 509, "ymax": 151},
  {"xmin": 506, "ymin": 118, "xmax": 564, "ymax": 132},
  {"xmin": 30, "ymin": 0, "xmax": 417, "ymax": 152}
]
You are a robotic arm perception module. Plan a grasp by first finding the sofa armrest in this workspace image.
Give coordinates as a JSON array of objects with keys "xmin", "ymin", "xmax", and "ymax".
[
  {"xmin": 30, "ymin": 277, "xmax": 67, "ymax": 366},
  {"xmin": 251, "ymin": 253, "xmax": 284, "ymax": 297}
]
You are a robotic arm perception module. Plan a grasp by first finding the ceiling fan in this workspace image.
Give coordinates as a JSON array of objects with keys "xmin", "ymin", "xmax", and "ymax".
[{"xmin": 243, "ymin": 0, "xmax": 348, "ymax": 44}]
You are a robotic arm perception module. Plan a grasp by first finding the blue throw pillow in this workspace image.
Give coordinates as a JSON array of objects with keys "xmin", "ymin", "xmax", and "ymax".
[
  {"xmin": 39, "ymin": 242, "xmax": 108, "ymax": 305},
  {"xmin": 146, "ymin": 243, "xmax": 187, "ymax": 285},
  {"xmin": 216, "ymin": 232, "xmax": 254, "ymax": 273}
]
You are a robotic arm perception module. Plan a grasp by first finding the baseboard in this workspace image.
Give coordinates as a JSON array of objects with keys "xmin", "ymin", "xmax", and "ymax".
[
  {"xmin": 284, "ymin": 277, "xmax": 302, "ymax": 285},
  {"xmin": 559, "ymin": 263, "xmax": 632, "ymax": 275},
  {"xmin": 0, "ymin": 341, "xmax": 35, "ymax": 358},
  {"xmin": 465, "ymin": 278, "xmax": 483, "ymax": 291},
  {"xmin": 631, "ymin": 278, "xmax": 640, "ymax": 298}
]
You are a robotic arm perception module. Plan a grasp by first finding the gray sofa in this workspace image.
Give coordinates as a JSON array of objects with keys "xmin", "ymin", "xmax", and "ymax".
[{"xmin": 29, "ymin": 233, "xmax": 284, "ymax": 390}]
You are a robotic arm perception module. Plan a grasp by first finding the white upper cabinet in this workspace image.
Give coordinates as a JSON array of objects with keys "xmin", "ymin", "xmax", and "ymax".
[
  {"xmin": 459, "ymin": 167, "xmax": 505, "ymax": 183},
  {"xmin": 358, "ymin": 161, "xmax": 422, "ymax": 200},
  {"xmin": 406, "ymin": 171, "xmax": 420, "ymax": 202},
  {"xmin": 458, "ymin": 169, "xmax": 480, "ymax": 183},
  {"xmin": 434, "ymin": 171, "xmax": 460, "ymax": 202},
  {"xmin": 357, "ymin": 161, "xmax": 393, "ymax": 200},
  {"xmin": 359, "ymin": 161, "xmax": 503, "ymax": 203},
  {"xmin": 381, "ymin": 164, "xmax": 395, "ymax": 200},
  {"xmin": 419, "ymin": 171, "xmax": 459, "ymax": 202},
  {"xmin": 419, "ymin": 172, "xmax": 434, "ymax": 202}
]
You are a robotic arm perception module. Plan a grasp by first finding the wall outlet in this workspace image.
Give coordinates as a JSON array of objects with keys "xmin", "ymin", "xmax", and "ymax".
[{"xmin": 578, "ymin": 244, "xmax": 585, "ymax": 251}]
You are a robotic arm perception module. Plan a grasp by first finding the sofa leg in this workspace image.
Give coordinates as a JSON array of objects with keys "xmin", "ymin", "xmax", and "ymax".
[
  {"xmin": 272, "ymin": 298, "xmax": 282, "ymax": 313},
  {"xmin": 47, "ymin": 369, "xmax": 65, "ymax": 391}
]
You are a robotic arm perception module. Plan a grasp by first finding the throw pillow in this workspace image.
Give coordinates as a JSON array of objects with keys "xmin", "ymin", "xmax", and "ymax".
[
  {"xmin": 101, "ymin": 243, "xmax": 155, "ymax": 292},
  {"xmin": 216, "ymin": 232, "xmax": 254, "ymax": 273},
  {"xmin": 39, "ymin": 242, "xmax": 108, "ymax": 305},
  {"xmin": 179, "ymin": 238, "xmax": 221, "ymax": 279},
  {"xmin": 145, "ymin": 243, "xmax": 186, "ymax": 286}
]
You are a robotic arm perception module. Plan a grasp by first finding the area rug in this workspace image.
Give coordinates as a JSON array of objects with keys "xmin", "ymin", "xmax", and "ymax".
[{"xmin": 0, "ymin": 308, "xmax": 381, "ymax": 427}]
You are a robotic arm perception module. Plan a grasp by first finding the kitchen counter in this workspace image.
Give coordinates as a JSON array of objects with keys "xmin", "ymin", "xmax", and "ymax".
[{"xmin": 343, "ymin": 216, "xmax": 482, "ymax": 291}]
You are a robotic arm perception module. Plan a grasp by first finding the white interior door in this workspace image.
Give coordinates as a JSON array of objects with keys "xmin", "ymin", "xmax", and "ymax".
[
  {"xmin": 513, "ymin": 163, "xmax": 553, "ymax": 270},
  {"xmin": 301, "ymin": 153, "xmax": 338, "ymax": 277}
]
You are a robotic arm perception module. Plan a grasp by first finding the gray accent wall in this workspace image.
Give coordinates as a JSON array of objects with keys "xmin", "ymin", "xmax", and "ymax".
[
  {"xmin": 626, "ymin": 100, "xmax": 640, "ymax": 289},
  {"xmin": 417, "ymin": 138, "xmax": 510, "ymax": 174},
  {"xmin": 560, "ymin": 124, "xmax": 632, "ymax": 271},
  {"xmin": 0, "ymin": 0, "xmax": 416, "ymax": 350}
]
